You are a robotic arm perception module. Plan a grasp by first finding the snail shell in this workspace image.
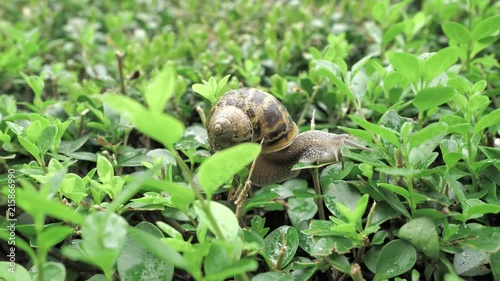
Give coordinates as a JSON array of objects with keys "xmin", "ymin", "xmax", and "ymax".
[
  {"xmin": 205, "ymin": 88, "xmax": 369, "ymax": 186},
  {"xmin": 206, "ymin": 88, "xmax": 298, "ymax": 154}
]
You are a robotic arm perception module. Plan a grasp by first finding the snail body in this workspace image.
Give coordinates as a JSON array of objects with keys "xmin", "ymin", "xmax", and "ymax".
[{"xmin": 206, "ymin": 88, "xmax": 369, "ymax": 186}]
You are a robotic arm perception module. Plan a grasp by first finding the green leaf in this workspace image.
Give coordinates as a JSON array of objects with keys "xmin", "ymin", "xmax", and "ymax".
[
  {"xmin": 314, "ymin": 63, "xmax": 355, "ymax": 103},
  {"xmin": 263, "ymin": 226, "xmax": 299, "ymax": 270},
  {"xmin": 197, "ymin": 143, "xmax": 260, "ymax": 197},
  {"xmin": 473, "ymin": 108, "xmax": 500, "ymax": 135},
  {"xmin": 462, "ymin": 227, "xmax": 500, "ymax": 253},
  {"xmin": 117, "ymin": 222, "xmax": 174, "ymax": 281},
  {"xmin": 349, "ymin": 115, "xmax": 400, "ymax": 147},
  {"xmin": 205, "ymin": 258, "xmax": 258, "ymax": 280},
  {"xmin": 33, "ymin": 262, "xmax": 66, "ymax": 281},
  {"xmin": 409, "ymin": 122, "xmax": 448, "ymax": 149},
  {"xmin": 18, "ymin": 135, "xmax": 41, "ymax": 162},
  {"xmin": 192, "ymin": 83, "xmax": 215, "ymax": 103},
  {"xmin": 194, "ymin": 201, "xmax": 241, "ymax": 241},
  {"xmin": 127, "ymin": 227, "xmax": 188, "ymax": 270},
  {"xmin": 423, "ymin": 47, "xmax": 458, "ymax": 83},
  {"xmin": 156, "ymin": 221, "xmax": 183, "ymax": 240},
  {"xmin": 133, "ymin": 110, "xmax": 185, "ymax": 149},
  {"xmin": 0, "ymin": 262, "xmax": 31, "ymax": 281},
  {"xmin": 97, "ymin": 155, "xmax": 114, "ymax": 183},
  {"xmin": 252, "ymin": 272, "xmax": 294, "ymax": 281},
  {"xmin": 62, "ymin": 212, "xmax": 128, "ymax": 275},
  {"xmin": 453, "ymin": 248, "xmax": 490, "ymax": 276},
  {"xmin": 38, "ymin": 225, "xmax": 74, "ymax": 253},
  {"xmin": 399, "ymin": 217, "xmax": 440, "ymax": 259},
  {"xmin": 287, "ymin": 197, "xmax": 317, "ymax": 227},
  {"xmin": 323, "ymin": 181, "xmax": 361, "ymax": 221},
  {"xmin": 471, "ymin": 15, "xmax": 500, "ymax": 41},
  {"xmin": 378, "ymin": 183, "xmax": 410, "ymax": 202},
  {"xmin": 20, "ymin": 72, "xmax": 44, "ymax": 98},
  {"xmin": 388, "ymin": 52, "xmax": 421, "ymax": 85},
  {"xmin": 442, "ymin": 22, "xmax": 471, "ymax": 44},
  {"xmin": 351, "ymin": 194, "xmax": 369, "ymax": 224},
  {"xmin": 99, "ymin": 94, "xmax": 184, "ymax": 149},
  {"xmin": 16, "ymin": 187, "xmax": 84, "ymax": 225},
  {"xmin": 145, "ymin": 63, "xmax": 176, "ymax": 113},
  {"xmin": 413, "ymin": 87, "xmax": 454, "ymax": 112},
  {"xmin": 60, "ymin": 173, "xmax": 88, "ymax": 204},
  {"xmin": 375, "ymin": 239, "xmax": 416, "ymax": 280}
]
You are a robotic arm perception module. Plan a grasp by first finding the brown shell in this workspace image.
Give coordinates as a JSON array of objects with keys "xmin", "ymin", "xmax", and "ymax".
[{"xmin": 206, "ymin": 88, "xmax": 298, "ymax": 154}]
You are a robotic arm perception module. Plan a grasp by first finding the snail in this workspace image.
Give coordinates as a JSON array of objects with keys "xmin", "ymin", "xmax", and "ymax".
[{"xmin": 205, "ymin": 88, "xmax": 370, "ymax": 186}]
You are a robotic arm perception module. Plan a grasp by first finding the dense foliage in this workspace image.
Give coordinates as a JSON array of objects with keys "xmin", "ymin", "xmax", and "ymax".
[{"xmin": 0, "ymin": 0, "xmax": 499, "ymax": 280}]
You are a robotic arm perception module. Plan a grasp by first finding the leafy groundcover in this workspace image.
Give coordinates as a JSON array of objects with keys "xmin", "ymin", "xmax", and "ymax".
[{"xmin": 0, "ymin": 1, "xmax": 499, "ymax": 281}]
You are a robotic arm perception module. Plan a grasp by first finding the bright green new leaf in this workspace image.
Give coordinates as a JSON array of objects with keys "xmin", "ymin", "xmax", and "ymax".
[
  {"xmin": 375, "ymin": 239, "xmax": 416, "ymax": 280},
  {"xmin": 100, "ymin": 94, "xmax": 185, "ymax": 148},
  {"xmin": 134, "ymin": 110, "xmax": 185, "ymax": 149},
  {"xmin": 349, "ymin": 115, "xmax": 400, "ymax": 147},
  {"xmin": 192, "ymin": 83, "xmax": 215, "ymax": 103},
  {"xmin": 197, "ymin": 143, "xmax": 260, "ymax": 197},
  {"xmin": 38, "ymin": 225, "xmax": 74, "ymax": 253},
  {"xmin": 408, "ymin": 122, "xmax": 448, "ymax": 148},
  {"xmin": 473, "ymin": 108, "xmax": 500, "ymax": 135},
  {"xmin": 99, "ymin": 94, "xmax": 145, "ymax": 120},
  {"xmin": 97, "ymin": 155, "xmax": 114, "ymax": 183},
  {"xmin": 471, "ymin": 15, "xmax": 500, "ymax": 41},
  {"xmin": 315, "ymin": 64, "xmax": 355, "ymax": 103},
  {"xmin": 194, "ymin": 201, "xmax": 241, "ymax": 241},
  {"xmin": 156, "ymin": 221, "xmax": 183, "ymax": 240},
  {"xmin": 423, "ymin": 47, "xmax": 458, "ymax": 83},
  {"xmin": 399, "ymin": 217, "xmax": 440, "ymax": 259},
  {"xmin": 33, "ymin": 262, "xmax": 66, "ymax": 281},
  {"xmin": 413, "ymin": 86, "xmax": 454, "ymax": 112},
  {"xmin": 442, "ymin": 22, "xmax": 471, "ymax": 44},
  {"xmin": 145, "ymin": 63, "xmax": 176, "ymax": 113},
  {"xmin": 26, "ymin": 120, "xmax": 42, "ymax": 143},
  {"xmin": 0, "ymin": 262, "xmax": 31, "ymax": 281},
  {"xmin": 37, "ymin": 125, "xmax": 58, "ymax": 155},
  {"xmin": 351, "ymin": 194, "xmax": 369, "ymax": 224},
  {"xmin": 20, "ymin": 72, "xmax": 44, "ymax": 98},
  {"xmin": 388, "ymin": 52, "xmax": 420, "ymax": 85},
  {"xmin": 18, "ymin": 135, "xmax": 41, "ymax": 163}
]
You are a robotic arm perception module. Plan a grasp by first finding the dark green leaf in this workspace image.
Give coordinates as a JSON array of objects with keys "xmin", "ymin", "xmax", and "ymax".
[
  {"xmin": 117, "ymin": 222, "xmax": 174, "ymax": 281},
  {"xmin": 375, "ymin": 239, "xmax": 416, "ymax": 280},
  {"xmin": 252, "ymin": 272, "xmax": 294, "ymax": 281},
  {"xmin": 263, "ymin": 226, "xmax": 299, "ymax": 269},
  {"xmin": 399, "ymin": 217, "xmax": 440, "ymax": 259}
]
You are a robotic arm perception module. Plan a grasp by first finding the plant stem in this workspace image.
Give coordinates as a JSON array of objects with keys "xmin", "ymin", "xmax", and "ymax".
[
  {"xmin": 311, "ymin": 168, "xmax": 326, "ymax": 220},
  {"xmin": 235, "ymin": 139, "xmax": 264, "ymax": 226},
  {"xmin": 466, "ymin": 132, "xmax": 478, "ymax": 191},
  {"xmin": 115, "ymin": 50, "xmax": 126, "ymax": 96},
  {"xmin": 172, "ymin": 149, "xmax": 225, "ymax": 238},
  {"xmin": 297, "ymin": 86, "xmax": 320, "ymax": 127}
]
